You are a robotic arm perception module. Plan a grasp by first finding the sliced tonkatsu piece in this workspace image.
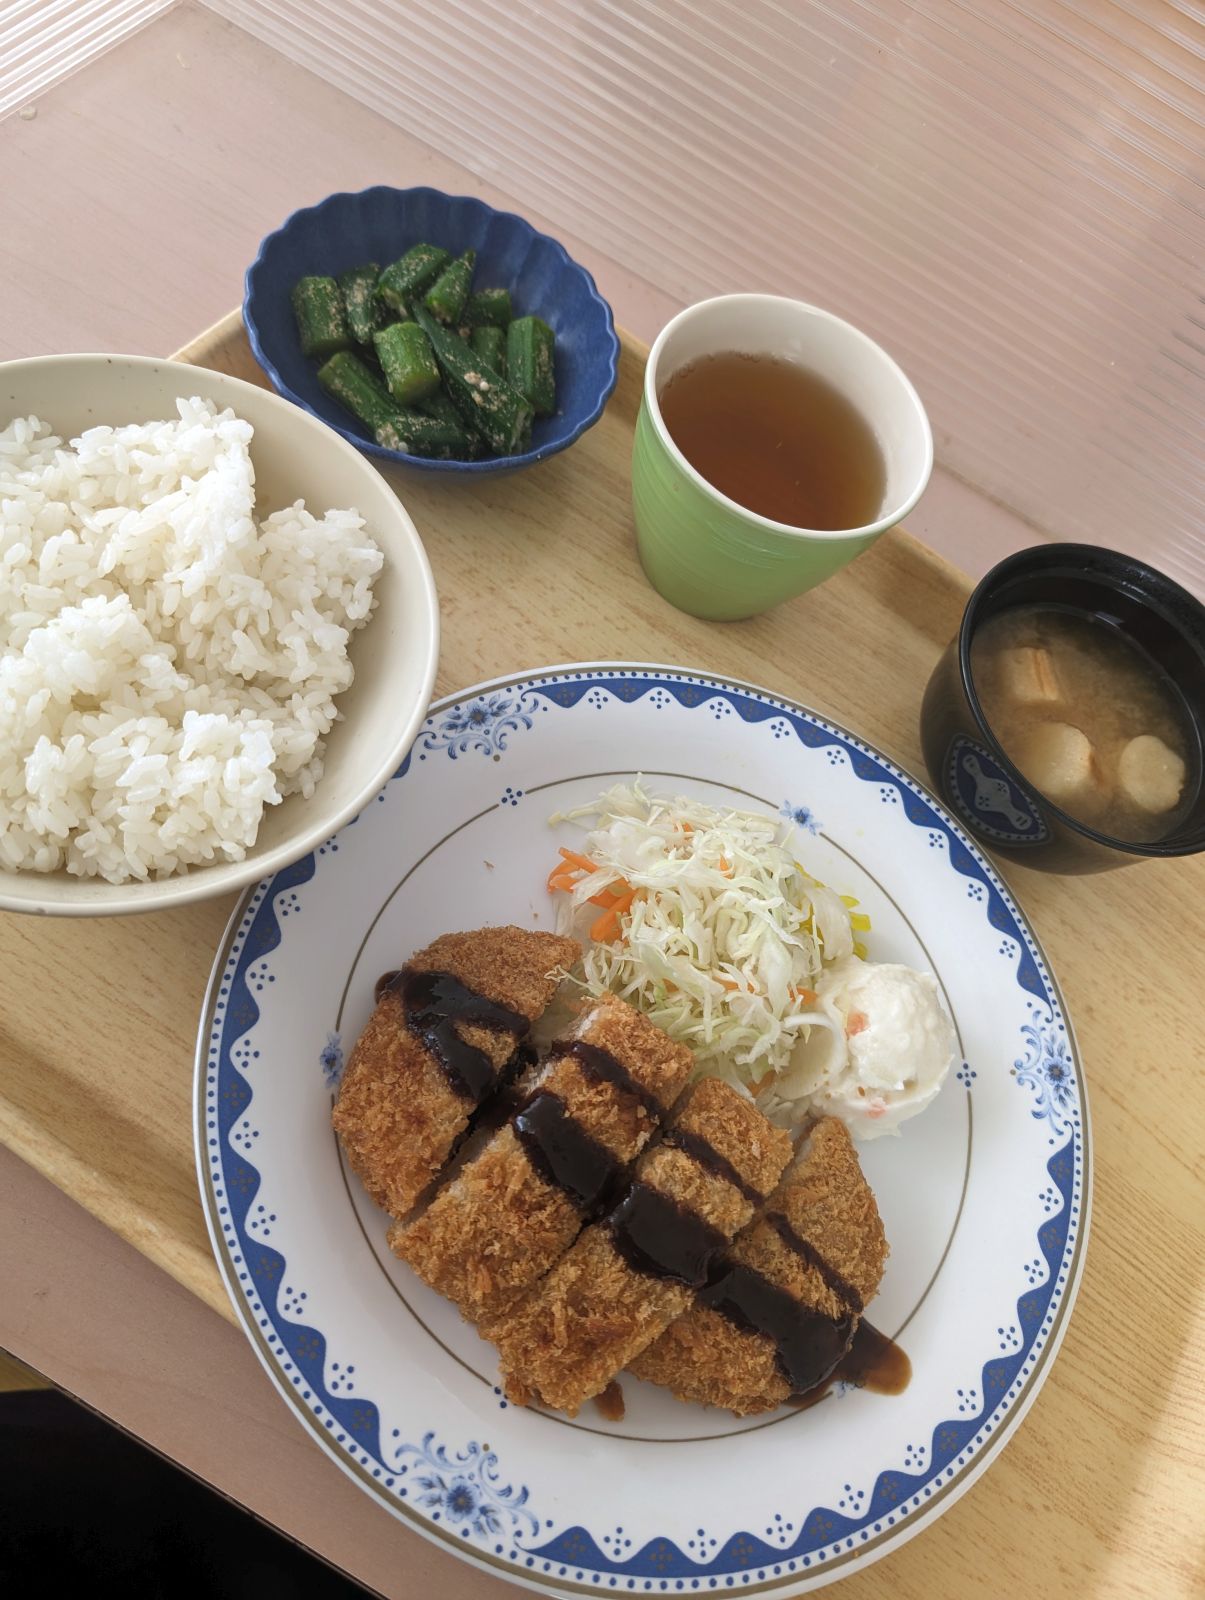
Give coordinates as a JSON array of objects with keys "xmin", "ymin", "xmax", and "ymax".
[
  {"xmin": 392, "ymin": 993, "xmax": 695, "ymax": 1325},
  {"xmin": 491, "ymin": 1079, "xmax": 792, "ymax": 1417},
  {"xmin": 629, "ymin": 1116, "xmax": 887, "ymax": 1414},
  {"xmin": 332, "ymin": 926, "xmax": 579, "ymax": 1219}
]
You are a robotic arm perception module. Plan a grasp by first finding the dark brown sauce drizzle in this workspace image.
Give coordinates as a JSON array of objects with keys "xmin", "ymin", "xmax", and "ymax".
[
  {"xmin": 608, "ymin": 1182, "xmax": 727, "ymax": 1288},
  {"xmin": 662, "ymin": 1125, "xmax": 765, "ymax": 1207},
  {"xmin": 594, "ymin": 1380, "xmax": 626, "ymax": 1422},
  {"xmin": 412, "ymin": 1040, "xmax": 541, "ymax": 1210},
  {"xmin": 514, "ymin": 1090, "xmax": 621, "ymax": 1214},
  {"xmin": 507, "ymin": 1039, "xmax": 539, "ymax": 1079},
  {"xmin": 832, "ymin": 1319, "xmax": 911, "ymax": 1394},
  {"xmin": 376, "ymin": 968, "xmax": 530, "ymax": 1104},
  {"xmin": 507, "ymin": 1036, "xmax": 669, "ymax": 1217},
  {"xmin": 764, "ymin": 1210, "xmax": 865, "ymax": 1314},
  {"xmin": 465, "ymin": 1042, "xmax": 537, "ymax": 1137},
  {"xmin": 698, "ymin": 1213, "xmax": 900, "ymax": 1398},
  {"xmin": 790, "ymin": 1320, "xmax": 911, "ymax": 1407},
  {"xmin": 552, "ymin": 1038, "xmax": 664, "ymax": 1121},
  {"xmin": 700, "ymin": 1261, "xmax": 855, "ymax": 1394}
]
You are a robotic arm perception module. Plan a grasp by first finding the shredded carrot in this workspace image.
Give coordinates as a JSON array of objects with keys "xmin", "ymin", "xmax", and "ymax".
[
  {"xmin": 587, "ymin": 881, "xmax": 631, "ymax": 908},
  {"xmin": 589, "ymin": 887, "xmax": 638, "ymax": 943},
  {"xmin": 716, "ymin": 978, "xmax": 818, "ymax": 1003},
  {"xmin": 558, "ymin": 848, "xmax": 600, "ymax": 875},
  {"xmin": 548, "ymin": 847, "xmax": 636, "ymax": 915}
]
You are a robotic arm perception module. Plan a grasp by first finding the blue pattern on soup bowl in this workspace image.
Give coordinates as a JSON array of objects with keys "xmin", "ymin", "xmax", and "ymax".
[{"xmin": 244, "ymin": 186, "xmax": 620, "ymax": 475}]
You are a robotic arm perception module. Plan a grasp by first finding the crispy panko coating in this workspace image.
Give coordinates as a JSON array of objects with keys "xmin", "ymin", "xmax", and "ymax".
[
  {"xmin": 332, "ymin": 926, "xmax": 578, "ymax": 1219},
  {"xmin": 491, "ymin": 1079, "xmax": 792, "ymax": 1416},
  {"xmin": 630, "ymin": 1117, "xmax": 887, "ymax": 1414},
  {"xmin": 393, "ymin": 993, "xmax": 694, "ymax": 1323}
]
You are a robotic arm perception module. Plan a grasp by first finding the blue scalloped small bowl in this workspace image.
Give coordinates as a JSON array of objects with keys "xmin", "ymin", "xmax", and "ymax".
[{"xmin": 244, "ymin": 187, "xmax": 620, "ymax": 475}]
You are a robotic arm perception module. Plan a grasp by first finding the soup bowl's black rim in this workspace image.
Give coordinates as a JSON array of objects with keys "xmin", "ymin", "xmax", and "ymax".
[{"xmin": 957, "ymin": 541, "xmax": 1205, "ymax": 860}]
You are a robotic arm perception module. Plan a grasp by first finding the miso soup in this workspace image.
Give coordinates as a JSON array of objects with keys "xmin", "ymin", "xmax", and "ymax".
[{"xmin": 971, "ymin": 605, "xmax": 1198, "ymax": 843}]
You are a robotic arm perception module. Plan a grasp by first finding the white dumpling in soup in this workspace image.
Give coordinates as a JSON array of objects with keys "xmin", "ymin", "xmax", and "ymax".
[
  {"xmin": 971, "ymin": 605, "xmax": 1195, "ymax": 843},
  {"xmin": 1117, "ymin": 734, "xmax": 1186, "ymax": 814},
  {"xmin": 1012, "ymin": 721, "xmax": 1100, "ymax": 805}
]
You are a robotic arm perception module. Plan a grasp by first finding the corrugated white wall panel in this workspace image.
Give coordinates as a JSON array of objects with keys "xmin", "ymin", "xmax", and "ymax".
[
  {"xmin": 60, "ymin": 0, "xmax": 1205, "ymax": 591},
  {"xmin": 0, "ymin": 0, "xmax": 176, "ymax": 119}
]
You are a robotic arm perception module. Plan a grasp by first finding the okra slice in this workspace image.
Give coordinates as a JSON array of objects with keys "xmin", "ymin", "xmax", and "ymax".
[
  {"xmin": 470, "ymin": 324, "xmax": 506, "ymax": 377},
  {"xmin": 291, "ymin": 275, "xmax": 351, "ymax": 359},
  {"xmin": 377, "ymin": 244, "xmax": 450, "ymax": 315},
  {"xmin": 423, "ymin": 249, "xmax": 476, "ymax": 325},
  {"xmin": 419, "ymin": 389, "xmax": 486, "ymax": 458},
  {"xmin": 506, "ymin": 315, "xmax": 556, "ymax": 416},
  {"xmin": 413, "ymin": 305, "xmax": 533, "ymax": 455},
  {"xmin": 338, "ymin": 262, "xmax": 383, "ymax": 345},
  {"xmin": 418, "ymin": 388, "xmax": 461, "ymax": 425},
  {"xmin": 373, "ymin": 321, "xmax": 441, "ymax": 406},
  {"xmin": 316, "ymin": 349, "xmax": 399, "ymax": 432},
  {"xmin": 463, "ymin": 287, "xmax": 512, "ymax": 329},
  {"xmin": 374, "ymin": 409, "xmax": 469, "ymax": 459},
  {"xmin": 317, "ymin": 350, "xmax": 469, "ymax": 458}
]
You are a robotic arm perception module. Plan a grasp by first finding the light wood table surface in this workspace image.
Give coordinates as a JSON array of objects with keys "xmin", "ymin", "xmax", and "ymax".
[{"xmin": 2, "ymin": 309, "xmax": 1203, "ymax": 1598}]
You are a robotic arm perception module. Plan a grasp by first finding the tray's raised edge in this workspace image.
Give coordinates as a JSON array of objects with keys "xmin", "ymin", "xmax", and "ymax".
[
  {"xmin": 170, "ymin": 310, "xmax": 970, "ymax": 606},
  {"xmin": 172, "ymin": 307, "xmax": 247, "ymax": 365}
]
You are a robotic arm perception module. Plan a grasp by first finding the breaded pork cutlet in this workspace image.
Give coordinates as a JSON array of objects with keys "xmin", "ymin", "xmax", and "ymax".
[
  {"xmin": 332, "ymin": 926, "xmax": 578, "ymax": 1219},
  {"xmin": 491, "ymin": 1079, "xmax": 792, "ymax": 1417},
  {"xmin": 630, "ymin": 1117, "xmax": 886, "ymax": 1413},
  {"xmin": 393, "ymin": 993, "xmax": 695, "ymax": 1325}
]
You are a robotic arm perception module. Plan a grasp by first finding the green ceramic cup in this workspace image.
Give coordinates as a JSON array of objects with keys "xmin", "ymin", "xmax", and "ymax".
[{"xmin": 632, "ymin": 294, "xmax": 934, "ymax": 621}]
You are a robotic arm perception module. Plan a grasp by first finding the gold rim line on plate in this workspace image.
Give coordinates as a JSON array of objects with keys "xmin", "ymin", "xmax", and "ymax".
[{"xmin": 332, "ymin": 766, "xmax": 973, "ymax": 1444}]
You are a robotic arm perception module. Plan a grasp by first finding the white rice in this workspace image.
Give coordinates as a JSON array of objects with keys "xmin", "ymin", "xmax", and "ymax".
[{"xmin": 0, "ymin": 397, "xmax": 382, "ymax": 882}]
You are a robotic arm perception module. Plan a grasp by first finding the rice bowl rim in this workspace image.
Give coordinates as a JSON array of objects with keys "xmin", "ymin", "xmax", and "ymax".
[{"xmin": 0, "ymin": 351, "xmax": 440, "ymax": 918}]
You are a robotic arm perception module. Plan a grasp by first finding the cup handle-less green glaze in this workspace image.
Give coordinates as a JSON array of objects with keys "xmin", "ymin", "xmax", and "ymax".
[
  {"xmin": 632, "ymin": 400, "xmax": 882, "ymax": 622},
  {"xmin": 630, "ymin": 293, "xmax": 933, "ymax": 623}
]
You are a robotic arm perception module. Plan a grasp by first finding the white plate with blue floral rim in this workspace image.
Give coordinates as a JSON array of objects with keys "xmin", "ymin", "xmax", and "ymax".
[{"xmin": 195, "ymin": 664, "xmax": 1090, "ymax": 1597}]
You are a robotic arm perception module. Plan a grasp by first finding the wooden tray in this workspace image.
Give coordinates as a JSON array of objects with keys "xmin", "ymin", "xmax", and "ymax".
[{"xmin": 1, "ymin": 312, "xmax": 1201, "ymax": 1594}]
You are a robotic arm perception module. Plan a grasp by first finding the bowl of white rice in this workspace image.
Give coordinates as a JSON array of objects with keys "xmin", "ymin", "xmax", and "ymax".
[{"xmin": 0, "ymin": 353, "xmax": 439, "ymax": 915}]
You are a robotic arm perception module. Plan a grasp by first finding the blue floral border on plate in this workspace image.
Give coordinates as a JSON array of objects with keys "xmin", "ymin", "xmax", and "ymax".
[{"xmin": 200, "ymin": 668, "xmax": 1087, "ymax": 1594}]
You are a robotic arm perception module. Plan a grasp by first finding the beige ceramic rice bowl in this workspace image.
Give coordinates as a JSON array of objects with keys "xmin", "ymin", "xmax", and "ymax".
[{"xmin": 0, "ymin": 353, "xmax": 438, "ymax": 916}]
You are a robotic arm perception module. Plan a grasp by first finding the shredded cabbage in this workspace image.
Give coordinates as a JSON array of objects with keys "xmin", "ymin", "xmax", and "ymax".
[{"xmin": 547, "ymin": 779, "xmax": 870, "ymax": 1113}]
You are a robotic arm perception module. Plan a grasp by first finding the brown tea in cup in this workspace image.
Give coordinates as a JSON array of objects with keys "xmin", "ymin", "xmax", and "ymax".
[{"xmin": 658, "ymin": 351, "xmax": 885, "ymax": 530}]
